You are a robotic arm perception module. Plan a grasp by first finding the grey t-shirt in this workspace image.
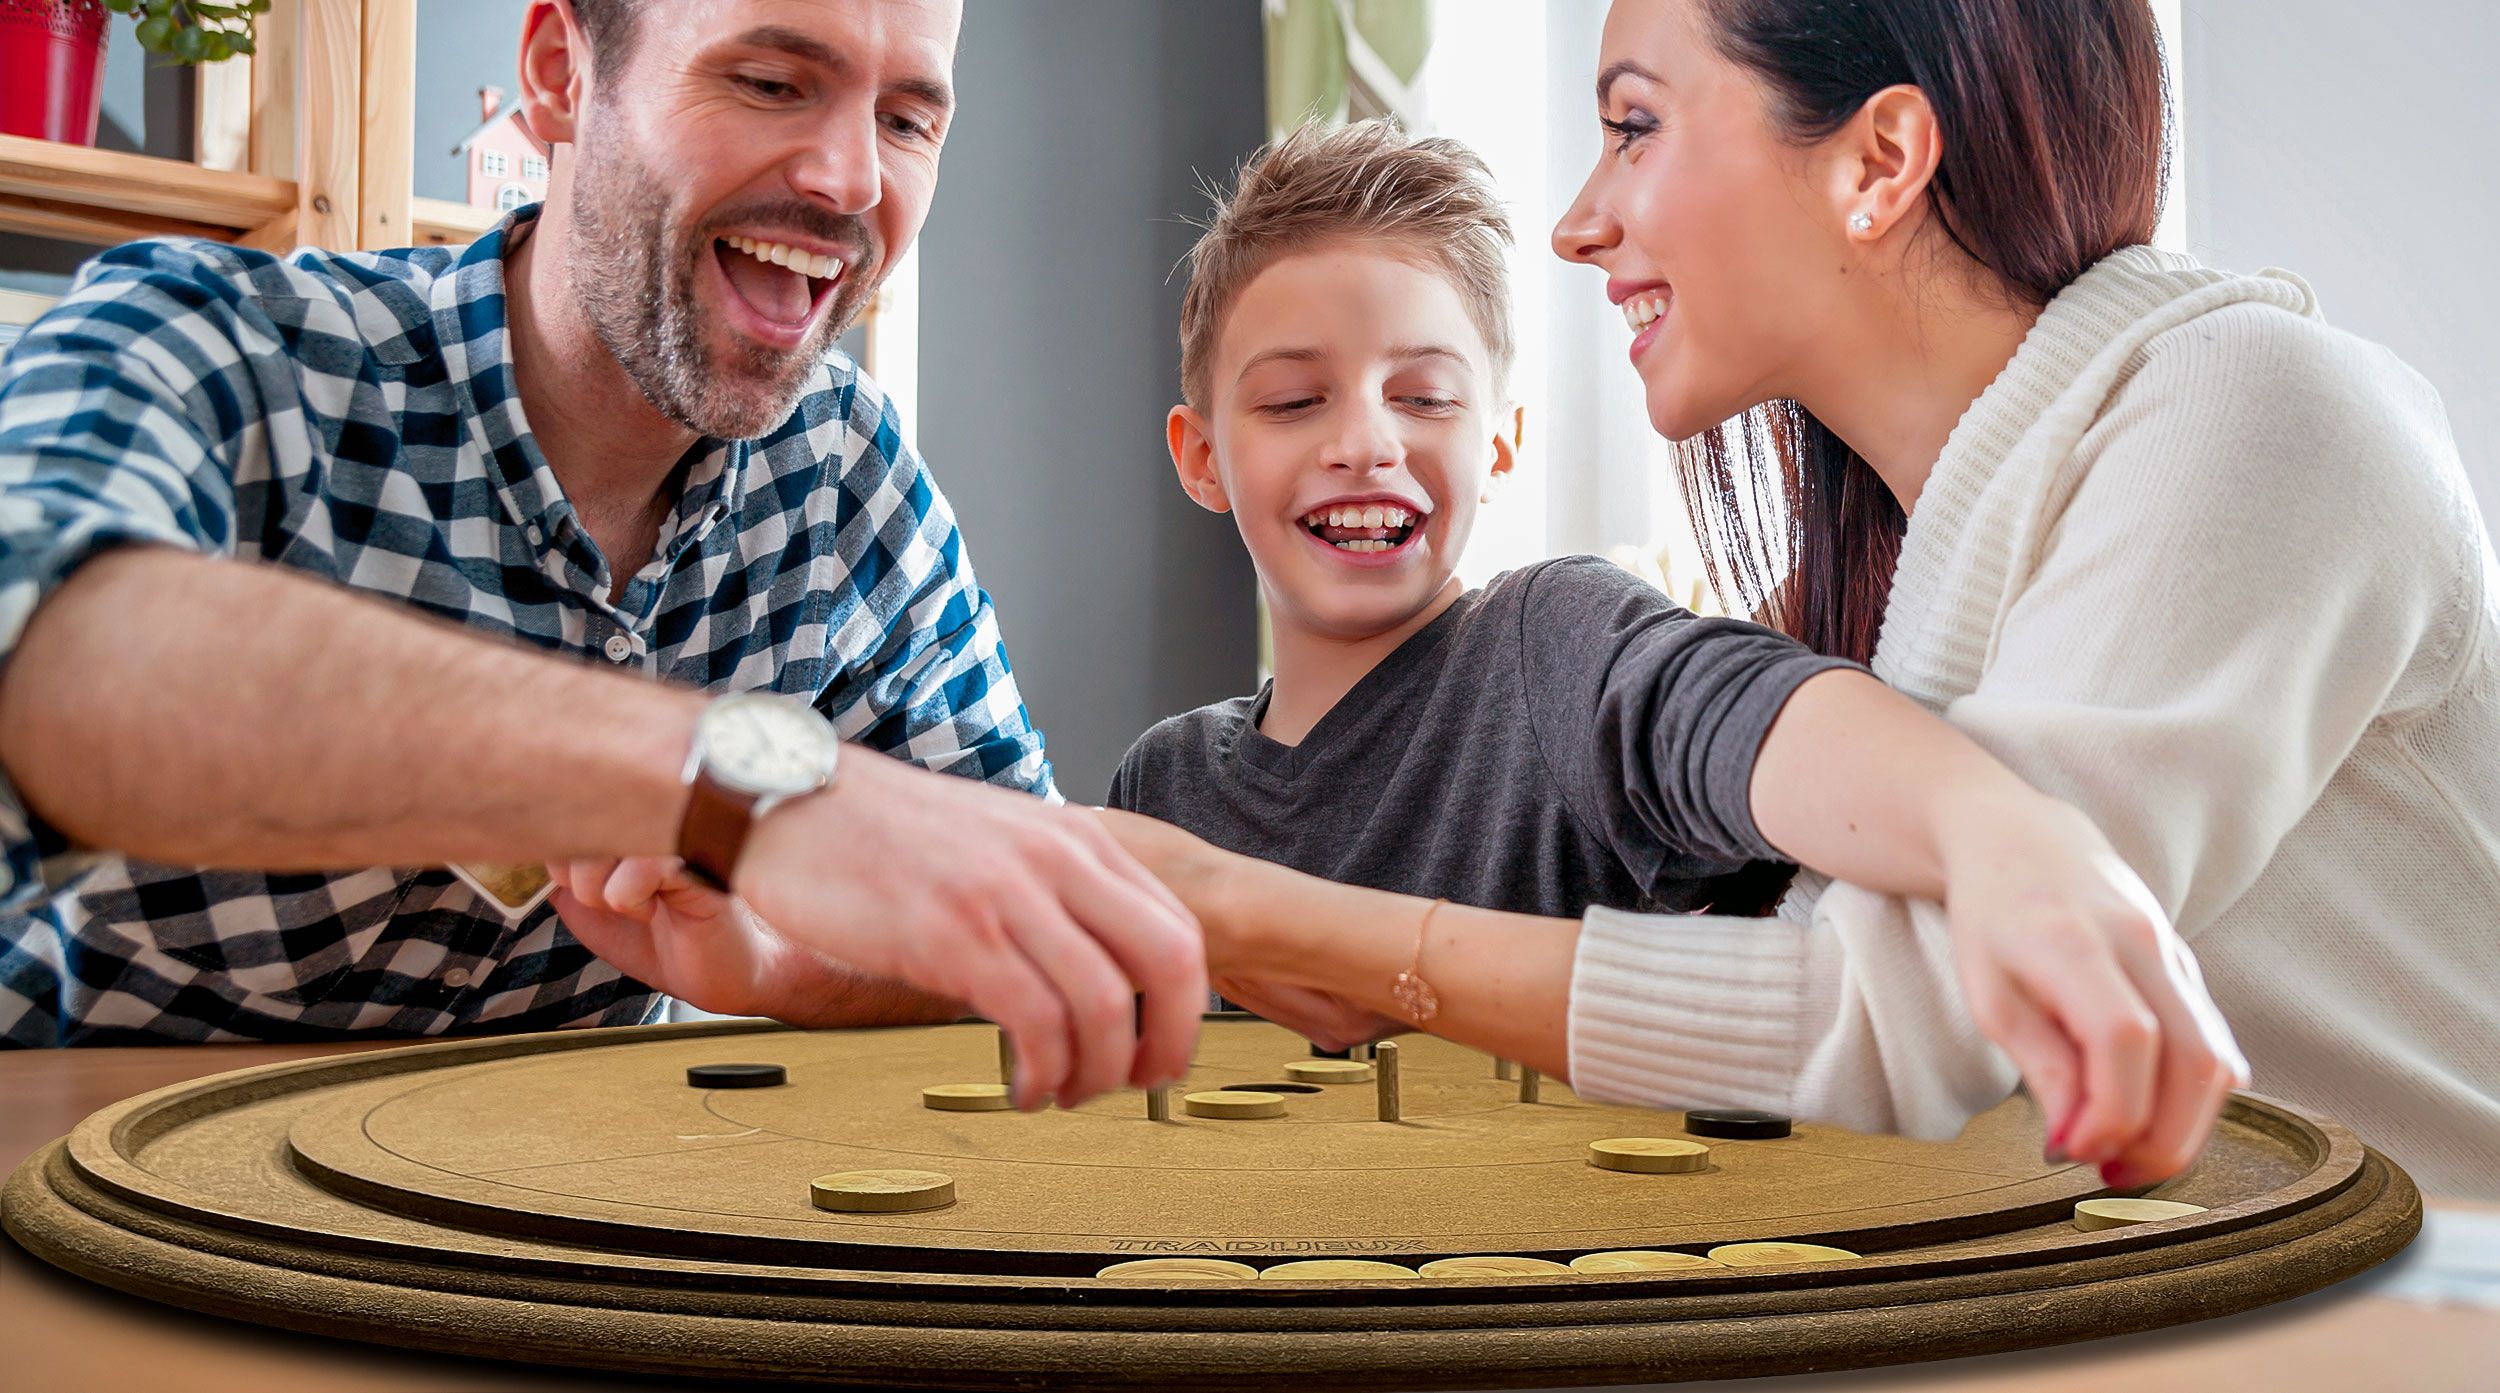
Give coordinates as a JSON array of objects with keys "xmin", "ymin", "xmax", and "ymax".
[{"xmin": 1105, "ymin": 557, "xmax": 1857, "ymax": 919}]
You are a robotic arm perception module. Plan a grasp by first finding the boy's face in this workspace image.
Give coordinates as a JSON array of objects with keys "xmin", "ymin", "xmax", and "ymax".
[{"xmin": 1170, "ymin": 244, "xmax": 1517, "ymax": 642}]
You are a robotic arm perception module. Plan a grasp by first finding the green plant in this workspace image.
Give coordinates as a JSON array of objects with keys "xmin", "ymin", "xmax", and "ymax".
[{"xmin": 98, "ymin": 0, "xmax": 271, "ymax": 65}]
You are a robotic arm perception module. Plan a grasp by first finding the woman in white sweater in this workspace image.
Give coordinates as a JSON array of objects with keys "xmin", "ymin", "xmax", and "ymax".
[{"xmin": 1107, "ymin": 0, "xmax": 2500, "ymax": 1199}]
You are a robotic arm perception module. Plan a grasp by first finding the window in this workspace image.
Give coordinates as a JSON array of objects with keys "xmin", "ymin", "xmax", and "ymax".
[
  {"xmin": 523, "ymin": 155, "xmax": 548, "ymax": 183},
  {"xmin": 481, "ymin": 149, "xmax": 508, "ymax": 179},
  {"xmin": 496, "ymin": 183, "xmax": 531, "ymax": 213}
]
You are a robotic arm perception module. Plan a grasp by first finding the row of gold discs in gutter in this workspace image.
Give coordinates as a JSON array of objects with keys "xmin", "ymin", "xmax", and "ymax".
[{"xmin": 1092, "ymin": 1199, "xmax": 2209, "ymax": 1283}]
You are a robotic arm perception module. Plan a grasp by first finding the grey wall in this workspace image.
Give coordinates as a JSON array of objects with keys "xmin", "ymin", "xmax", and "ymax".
[
  {"xmin": 2185, "ymin": 0, "xmax": 2500, "ymax": 531},
  {"xmin": 916, "ymin": 0, "xmax": 1265, "ymax": 800}
]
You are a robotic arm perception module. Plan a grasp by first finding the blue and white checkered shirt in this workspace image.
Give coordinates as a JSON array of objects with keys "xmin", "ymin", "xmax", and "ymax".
[{"xmin": 0, "ymin": 211, "xmax": 1054, "ymax": 1047}]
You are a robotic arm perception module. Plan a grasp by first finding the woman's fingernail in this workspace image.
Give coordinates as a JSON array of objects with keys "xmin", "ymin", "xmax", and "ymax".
[{"xmin": 2100, "ymin": 1161, "xmax": 2133, "ymax": 1188}]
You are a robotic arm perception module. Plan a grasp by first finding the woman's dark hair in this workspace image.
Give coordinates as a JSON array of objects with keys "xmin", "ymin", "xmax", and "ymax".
[{"xmin": 1684, "ymin": 0, "xmax": 2171, "ymax": 663}]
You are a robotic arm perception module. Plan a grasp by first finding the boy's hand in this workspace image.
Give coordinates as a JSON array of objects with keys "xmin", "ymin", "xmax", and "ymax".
[
  {"xmin": 1213, "ymin": 976, "xmax": 1405, "ymax": 1053},
  {"xmin": 1093, "ymin": 810, "xmax": 1405, "ymax": 1049},
  {"xmin": 1089, "ymin": 809, "xmax": 1232, "ymax": 914},
  {"xmin": 1936, "ymin": 795, "xmax": 2250, "ymax": 1186}
]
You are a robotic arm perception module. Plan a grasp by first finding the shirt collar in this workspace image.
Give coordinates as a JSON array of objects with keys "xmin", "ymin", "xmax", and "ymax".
[
  {"xmin": 429, "ymin": 207, "xmax": 576, "ymax": 549},
  {"xmin": 427, "ymin": 206, "xmax": 752, "ymax": 570}
]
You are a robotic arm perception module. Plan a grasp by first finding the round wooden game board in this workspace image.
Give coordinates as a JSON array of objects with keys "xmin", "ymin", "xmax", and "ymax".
[{"xmin": 2, "ymin": 1018, "xmax": 2420, "ymax": 1389}]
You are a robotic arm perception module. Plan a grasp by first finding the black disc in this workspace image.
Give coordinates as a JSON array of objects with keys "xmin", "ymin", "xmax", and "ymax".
[
  {"xmin": 1309, "ymin": 1044, "xmax": 1352, "ymax": 1059},
  {"xmin": 685, "ymin": 1062, "xmax": 787, "ymax": 1089},
  {"xmin": 1683, "ymin": 1108, "xmax": 1791, "ymax": 1139}
]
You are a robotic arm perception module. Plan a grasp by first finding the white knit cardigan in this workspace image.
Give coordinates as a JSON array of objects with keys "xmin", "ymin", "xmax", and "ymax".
[{"xmin": 1567, "ymin": 248, "xmax": 2500, "ymax": 1200}]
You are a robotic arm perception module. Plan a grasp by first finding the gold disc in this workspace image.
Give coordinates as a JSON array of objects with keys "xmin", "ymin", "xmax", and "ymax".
[
  {"xmin": 1569, "ymin": 1249, "xmax": 1723, "ymax": 1274},
  {"xmin": 1259, "ymin": 1259, "xmax": 1419, "ymax": 1281},
  {"xmin": 1418, "ymin": 1256, "xmax": 1577, "ymax": 1279},
  {"xmin": 1707, "ymin": 1241, "xmax": 1859, "ymax": 1267},
  {"xmin": 2073, "ymin": 1198, "xmax": 2209, "ymax": 1232},
  {"xmin": 809, "ymin": 1170, "xmax": 955, "ymax": 1214},
  {"xmin": 1183, "ymin": 1090, "xmax": 1287, "ymax": 1119},
  {"xmin": 921, "ymin": 1083, "xmax": 1013, "ymax": 1112},
  {"xmin": 1587, "ymin": 1137, "xmax": 1712, "ymax": 1174},
  {"xmin": 1096, "ymin": 1258, "xmax": 1259, "ymax": 1281},
  {"xmin": 1283, "ymin": 1059, "xmax": 1377, "ymax": 1084}
]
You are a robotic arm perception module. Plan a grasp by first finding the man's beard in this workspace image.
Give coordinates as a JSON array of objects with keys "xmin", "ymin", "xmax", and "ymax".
[{"xmin": 565, "ymin": 125, "xmax": 881, "ymax": 440}]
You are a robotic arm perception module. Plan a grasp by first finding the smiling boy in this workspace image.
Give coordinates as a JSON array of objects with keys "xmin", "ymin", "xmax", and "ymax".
[{"xmin": 1106, "ymin": 122, "xmax": 1851, "ymax": 937}]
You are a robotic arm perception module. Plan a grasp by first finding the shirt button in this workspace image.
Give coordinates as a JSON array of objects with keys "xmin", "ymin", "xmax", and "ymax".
[
  {"xmin": 525, "ymin": 524, "xmax": 544, "ymax": 545},
  {"xmin": 443, "ymin": 967, "xmax": 473, "ymax": 989},
  {"xmin": 603, "ymin": 633, "xmax": 634, "ymax": 662}
]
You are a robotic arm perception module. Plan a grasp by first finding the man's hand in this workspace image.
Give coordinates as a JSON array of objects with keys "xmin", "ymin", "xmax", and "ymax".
[
  {"xmin": 733, "ymin": 750, "xmax": 1206, "ymax": 1112},
  {"xmin": 546, "ymin": 857, "xmax": 963, "ymax": 1027}
]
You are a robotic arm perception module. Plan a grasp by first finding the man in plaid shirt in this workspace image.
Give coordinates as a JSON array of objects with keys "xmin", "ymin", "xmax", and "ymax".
[{"xmin": 0, "ymin": 0, "xmax": 1203, "ymax": 1109}]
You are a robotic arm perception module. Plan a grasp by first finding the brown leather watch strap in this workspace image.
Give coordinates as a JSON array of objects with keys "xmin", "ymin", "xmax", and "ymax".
[{"xmin": 677, "ymin": 765, "xmax": 761, "ymax": 892}]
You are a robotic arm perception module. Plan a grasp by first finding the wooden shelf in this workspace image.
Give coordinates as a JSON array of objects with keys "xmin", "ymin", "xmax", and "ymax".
[
  {"xmin": 411, "ymin": 196, "xmax": 498, "ymax": 248},
  {"xmin": 0, "ymin": 134, "xmax": 294, "ymax": 247}
]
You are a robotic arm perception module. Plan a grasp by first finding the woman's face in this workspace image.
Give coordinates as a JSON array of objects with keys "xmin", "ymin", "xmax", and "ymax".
[{"xmin": 1552, "ymin": 0, "xmax": 1850, "ymax": 442}]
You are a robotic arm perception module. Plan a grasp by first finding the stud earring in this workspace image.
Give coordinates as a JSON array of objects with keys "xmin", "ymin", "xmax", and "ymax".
[{"xmin": 1848, "ymin": 211, "xmax": 1874, "ymax": 234}]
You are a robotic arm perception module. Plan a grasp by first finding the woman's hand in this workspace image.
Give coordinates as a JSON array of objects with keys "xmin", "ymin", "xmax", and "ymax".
[
  {"xmin": 1934, "ymin": 795, "xmax": 2250, "ymax": 1187},
  {"xmin": 547, "ymin": 856, "xmax": 963, "ymax": 1027}
]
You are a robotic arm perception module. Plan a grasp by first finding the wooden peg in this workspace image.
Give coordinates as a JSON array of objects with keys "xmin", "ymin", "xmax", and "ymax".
[
  {"xmin": 1518, "ymin": 1066, "xmax": 1541, "ymax": 1104},
  {"xmin": 1375, "ymin": 1040, "xmax": 1401, "ymax": 1122}
]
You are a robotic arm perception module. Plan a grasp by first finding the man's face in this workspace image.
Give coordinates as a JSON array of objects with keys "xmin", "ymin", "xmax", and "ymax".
[{"xmin": 564, "ymin": 0, "xmax": 961, "ymax": 439}]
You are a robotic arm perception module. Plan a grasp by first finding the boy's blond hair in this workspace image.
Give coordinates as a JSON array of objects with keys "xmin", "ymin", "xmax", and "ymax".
[{"xmin": 1179, "ymin": 120, "xmax": 1516, "ymax": 409}]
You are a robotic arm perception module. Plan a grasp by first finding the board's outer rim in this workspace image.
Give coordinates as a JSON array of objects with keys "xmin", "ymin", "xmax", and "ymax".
[
  {"xmin": 32, "ymin": 1022, "xmax": 2382, "ymax": 1297},
  {"xmin": 46, "ymin": 1022, "xmax": 2355, "ymax": 1291},
  {"xmin": 2, "ymin": 1131, "xmax": 2425, "ymax": 1391}
]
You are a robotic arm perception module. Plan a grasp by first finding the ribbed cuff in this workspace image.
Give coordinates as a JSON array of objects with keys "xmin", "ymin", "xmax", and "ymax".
[{"xmin": 1567, "ymin": 904, "xmax": 1824, "ymax": 1112}]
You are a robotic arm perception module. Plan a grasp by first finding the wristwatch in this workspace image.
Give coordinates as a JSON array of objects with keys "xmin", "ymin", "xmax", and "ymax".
[{"xmin": 676, "ymin": 692, "xmax": 844, "ymax": 891}]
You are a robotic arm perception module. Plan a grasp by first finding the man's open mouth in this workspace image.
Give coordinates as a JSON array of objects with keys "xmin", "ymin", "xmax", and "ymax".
[
  {"xmin": 714, "ymin": 235, "xmax": 845, "ymax": 329},
  {"xmin": 1298, "ymin": 502, "xmax": 1422, "ymax": 555}
]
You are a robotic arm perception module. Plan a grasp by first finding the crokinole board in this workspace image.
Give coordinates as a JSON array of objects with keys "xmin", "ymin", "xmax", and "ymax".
[{"xmin": 2, "ymin": 1017, "xmax": 2420, "ymax": 1389}]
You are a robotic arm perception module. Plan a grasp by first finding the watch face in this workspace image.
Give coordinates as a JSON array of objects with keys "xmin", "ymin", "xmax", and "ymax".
[{"xmin": 702, "ymin": 694, "xmax": 841, "ymax": 797}]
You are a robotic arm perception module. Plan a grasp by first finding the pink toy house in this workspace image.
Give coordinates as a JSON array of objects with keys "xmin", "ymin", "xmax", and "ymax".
[{"xmin": 455, "ymin": 87, "xmax": 551, "ymax": 215}]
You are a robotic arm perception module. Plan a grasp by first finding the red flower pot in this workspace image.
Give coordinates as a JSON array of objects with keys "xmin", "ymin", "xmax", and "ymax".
[{"xmin": 0, "ymin": 0, "xmax": 109, "ymax": 145}]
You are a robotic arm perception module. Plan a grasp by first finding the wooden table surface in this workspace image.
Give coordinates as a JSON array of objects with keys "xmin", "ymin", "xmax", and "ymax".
[{"xmin": 5, "ymin": 1041, "xmax": 2492, "ymax": 1393}]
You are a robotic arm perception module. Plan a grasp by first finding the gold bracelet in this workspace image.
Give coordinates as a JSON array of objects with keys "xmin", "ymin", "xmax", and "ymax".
[{"xmin": 1391, "ymin": 898, "xmax": 1447, "ymax": 1025}]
